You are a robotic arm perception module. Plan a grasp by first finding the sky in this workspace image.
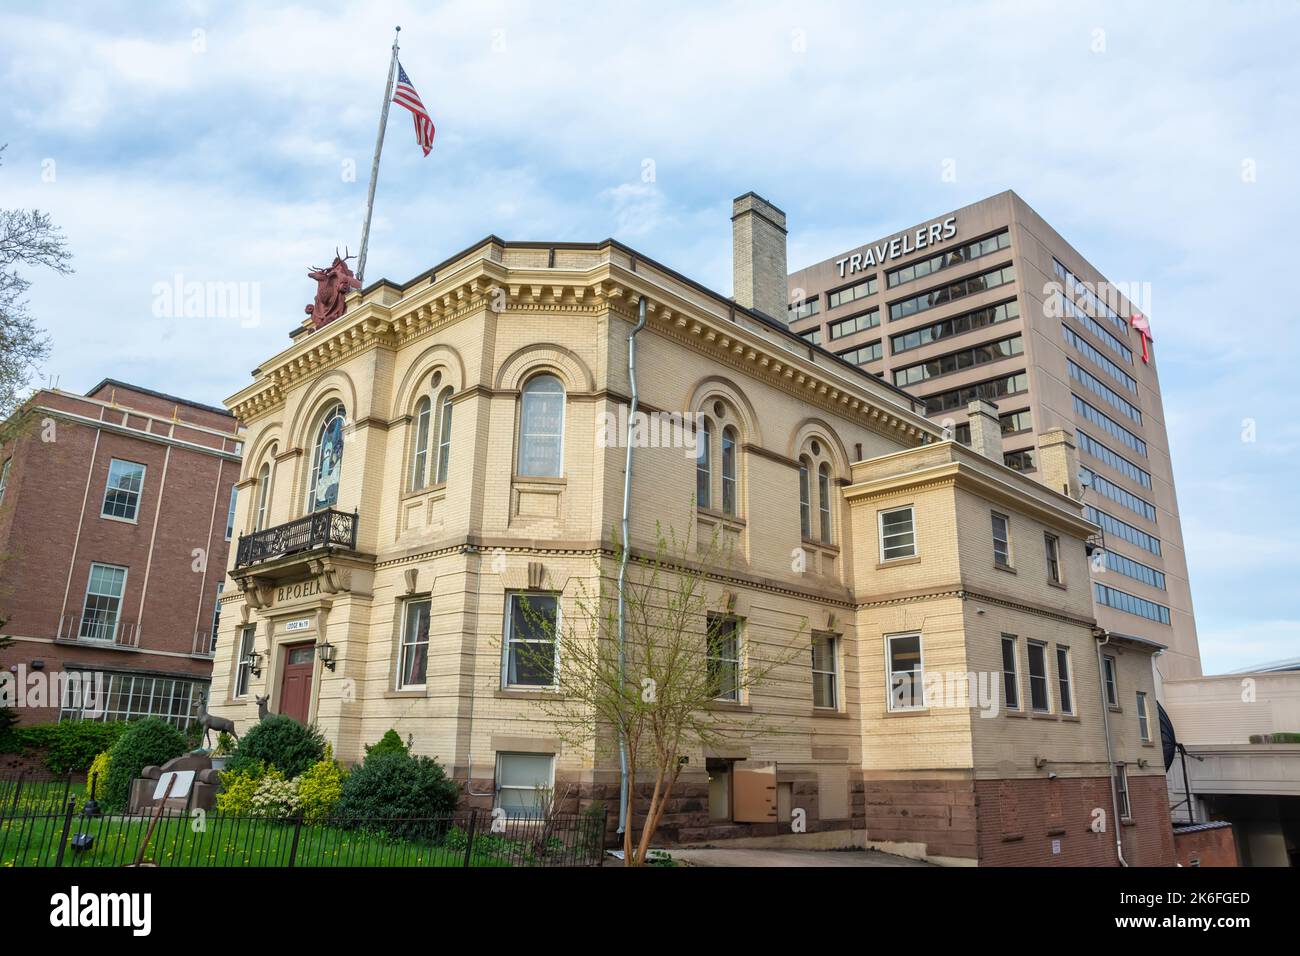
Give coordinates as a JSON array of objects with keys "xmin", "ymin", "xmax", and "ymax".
[{"xmin": 1, "ymin": 0, "xmax": 1297, "ymax": 674}]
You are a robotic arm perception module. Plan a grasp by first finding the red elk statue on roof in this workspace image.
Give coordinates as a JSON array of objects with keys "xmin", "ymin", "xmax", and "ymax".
[{"xmin": 305, "ymin": 248, "xmax": 362, "ymax": 330}]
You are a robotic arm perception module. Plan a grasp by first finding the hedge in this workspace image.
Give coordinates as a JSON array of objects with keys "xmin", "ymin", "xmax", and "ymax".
[{"xmin": 0, "ymin": 721, "xmax": 130, "ymax": 773}]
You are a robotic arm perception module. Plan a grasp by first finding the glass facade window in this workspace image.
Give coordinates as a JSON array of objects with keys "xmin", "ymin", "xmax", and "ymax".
[
  {"xmin": 60, "ymin": 671, "xmax": 208, "ymax": 731},
  {"xmin": 1073, "ymin": 396, "xmax": 1148, "ymax": 457},
  {"xmin": 827, "ymin": 276, "xmax": 877, "ymax": 309},
  {"xmin": 102, "ymin": 459, "xmax": 146, "ymax": 521},
  {"xmin": 1077, "ymin": 430, "xmax": 1152, "ymax": 487},
  {"xmin": 812, "ymin": 633, "xmax": 837, "ymax": 709},
  {"xmin": 890, "ymin": 299, "xmax": 1019, "ymax": 356},
  {"xmin": 886, "ymin": 229, "xmax": 1011, "ymax": 288},
  {"xmin": 788, "ymin": 297, "xmax": 820, "ymax": 321},
  {"xmin": 888, "ymin": 264, "xmax": 1016, "ymax": 322},
  {"xmin": 887, "ymin": 633, "xmax": 924, "ymax": 711},
  {"xmin": 1095, "ymin": 582, "xmax": 1172, "ymax": 624},
  {"xmin": 1057, "ymin": 291, "xmax": 1134, "ymax": 364},
  {"xmin": 1053, "ymin": 258, "xmax": 1133, "ymax": 336},
  {"xmin": 1103, "ymin": 550, "xmax": 1166, "ymax": 590},
  {"xmin": 879, "ymin": 506, "xmax": 916, "ymax": 560},
  {"xmin": 1063, "ymin": 324, "xmax": 1137, "ymax": 394},
  {"xmin": 1086, "ymin": 505, "xmax": 1162, "ymax": 556},
  {"xmin": 836, "ymin": 340, "xmax": 882, "ymax": 366},
  {"xmin": 707, "ymin": 614, "xmax": 740, "ymax": 702},
  {"xmin": 922, "ymin": 371, "xmax": 1028, "ymax": 415},
  {"xmin": 1068, "ymin": 361, "xmax": 1142, "ymax": 425},
  {"xmin": 893, "ymin": 334, "xmax": 1023, "ymax": 388},
  {"xmin": 503, "ymin": 592, "xmax": 559, "ymax": 687},
  {"xmin": 1081, "ymin": 467, "xmax": 1157, "ymax": 522},
  {"xmin": 829, "ymin": 308, "xmax": 880, "ymax": 340},
  {"xmin": 518, "ymin": 375, "xmax": 565, "ymax": 478}
]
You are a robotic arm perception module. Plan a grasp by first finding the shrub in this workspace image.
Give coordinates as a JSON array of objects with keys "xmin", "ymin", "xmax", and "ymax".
[
  {"xmin": 335, "ymin": 751, "xmax": 460, "ymax": 842},
  {"xmin": 0, "ymin": 721, "xmax": 129, "ymax": 773},
  {"xmin": 364, "ymin": 729, "xmax": 409, "ymax": 759},
  {"xmin": 104, "ymin": 719, "xmax": 187, "ymax": 811},
  {"xmin": 87, "ymin": 751, "xmax": 112, "ymax": 801},
  {"xmin": 216, "ymin": 764, "xmax": 267, "ymax": 815},
  {"xmin": 226, "ymin": 715, "xmax": 325, "ymax": 779},
  {"xmin": 297, "ymin": 746, "xmax": 347, "ymax": 823},
  {"xmin": 250, "ymin": 772, "xmax": 301, "ymax": 819},
  {"xmin": 212, "ymin": 731, "xmax": 236, "ymax": 757}
]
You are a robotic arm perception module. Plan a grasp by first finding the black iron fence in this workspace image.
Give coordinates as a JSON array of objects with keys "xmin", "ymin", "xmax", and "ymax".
[
  {"xmin": 0, "ymin": 772, "xmax": 78, "ymax": 817},
  {"xmin": 235, "ymin": 508, "xmax": 359, "ymax": 568},
  {"xmin": 0, "ymin": 784, "xmax": 607, "ymax": 868}
]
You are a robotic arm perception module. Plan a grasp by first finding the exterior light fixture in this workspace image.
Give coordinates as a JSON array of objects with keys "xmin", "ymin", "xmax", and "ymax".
[
  {"xmin": 315, "ymin": 640, "xmax": 336, "ymax": 671},
  {"xmin": 248, "ymin": 648, "xmax": 264, "ymax": 678}
]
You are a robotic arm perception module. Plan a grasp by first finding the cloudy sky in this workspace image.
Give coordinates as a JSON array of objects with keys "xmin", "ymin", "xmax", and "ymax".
[{"xmin": 2, "ymin": 1, "xmax": 1296, "ymax": 673}]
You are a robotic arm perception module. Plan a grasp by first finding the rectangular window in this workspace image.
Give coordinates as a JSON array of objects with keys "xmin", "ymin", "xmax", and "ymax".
[
  {"xmin": 1073, "ymin": 395, "xmax": 1147, "ymax": 457},
  {"xmin": 1068, "ymin": 360, "xmax": 1142, "ymax": 425},
  {"xmin": 828, "ymin": 308, "xmax": 880, "ymax": 340},
  {"xmin": 893, "ymin": 334, "xmax": 1023, "ymax": 388},
  {"xmin": 1103, "ymin": 654, "xmax": 1118, "ymax": 707},
  {"xmin": 888, "ymin": 263, "xmax": 1016, "ymax": 322},
  {"xmin": 1054, "ymin": 258, "xmax": 1132, "ymax": 335},
  {"xmin": 1081, "ymin": 467, "xmax": 1157, "ymax": 522},
  {"xmin": 79, "ymin": 563, "xmax": 127, "ymax": 642},
  {"xmin": 101, "ymin": 459, "xmax": 146, "ymax": 521},
  {"xmin": 788, "ymin": 297, "xmax": 820, "ymax": 321},
  {"xmin": 495, "ymin": 752, "xmax": 555, "ymax": 820},
  {"xmin": 1077, "ymin": 430, "xmax": 1151, "ymax": 488},
  {"xmin": 827, "ymin": 275, "xmax": 877, "ymax": 309},
  {"xmin": 886, "ymin": 229, "xmax": 1011, "ymax": 288},
  {"xmin": 887, "ymin": 633, "xmax": 924, "ymax": 711},
  {"xmin": 1044, "ymin": 533, "xmax": 1061, "ymax": 584},
  {"xmin": 836, "ymin": 340, "xmax": 882, "ymax": 366},
  {"xmin": 1057, "ymin": 291, "xmax": 1134, "ymax": 363},
  {"xmin": 890, "ymin": 299, "xmax": 1019, "ymax": 356},
  {"xmin": 224, "ymin": 484, "xmax": 238, "ymax": 540},
  {"xmin": 1094, "ymin": 582, "xmax": 1172, "ymax": 625},
  {"xmin": 503, "ymin": 593, "xmax": 558, "ymax": 687},
  {"xmin": 1062, "ymin": 324, "xmax": 1138, "ymax": 394},
  {"xmin": 399, "ymin": 598, "xmax": 431, "ymax": 688},
  {"xmin": 879, "ymin": 506, "xmax": 916, "ymax": 561},
  {"xmin": 0, "ymin": 457, "xmax": 10, "ymax": 505},
  {"xmin": 1137, "ymin": 690, "xmax": 1151, "ymax": 741},
  {"xmin": 60, "ymin": 671, "xmax": 207, "ymax": 731},
  {"xmin": 209, "ymin": 582, "xmax": 223, "ymax": 652},
  {"xmin": 235, "ymin": 625, "xmax": 256, "ymax": 698},
  {"xmin": 1056, "ymin": 646, "xmax": 1074, "ymax": 715},
  {"xmin": 1086, "ymin": 506, "xmax": 1162, "ymax": 556},
  {"xmin": 1113, "ymin": 764, "xmax": 1132, "ymax": 820},
  {"xmin": 798, "ymin": 327, "xmax": 822, "ymax": 347},
  {"xmin": 922, "ymin": 370, "xmax": 1028, "ymax": 416},
  {"xmin": 1003, "ymin": 449, "xmax": 1035, "ymax": 473},
  {"xmin": 812, "ymin": 634, "xmax": 837, "ymax": 709},
  {"xmin": 1001, "ymin": 635, "xmax": 1020, "ymax": 710},
  {"xmin": 1103, "ymin": 550, "xmax": 1166, "ymax": 590},
  {"xmin": 707, "ymin": 614, "xmax": 740, "ymax": 702},
  {"xmin": 991, "ymin": 513, "xmax": 1010, "ymax": 566},
  {"xmin": 1027, "ymin": 640, "xmax": 1050, "ymax": 712}
]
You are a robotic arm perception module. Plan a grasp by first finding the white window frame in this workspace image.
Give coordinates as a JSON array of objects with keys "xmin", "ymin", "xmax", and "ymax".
[
  {"xmin": 1001, "ymin": 634, "xmax": 1020, "ymax": 710},
  {"xmin": 434, "ymin": 387, "xmax": 454, "ymax": 484},
  {"xmin": 1103, "ymin": 654, "xmax": 1119, "ymax": 707},
  {"xmin": 1027, "ymin": 640, "xmax": 1051, "ymax": 713},
  {"xmin": 254, "ymin": 462, "xmax": 273, "ymax": 531},
  {"xmin": 1136, "ymin": 690, "xmax": 1151, "ymax": 741},
  {"xmin": 1045, "ymin": 532, "xmax": 1062, "ymax": 584},
  {"xmin": 1113, "ymin": 763, "xmax": 1132, "ymax": 820},
  {"xmin": 812, "ymin": 633, "xmax": 838, "ymax": 710},
  {"xmin": 209, "ymin": 582, "xmax": 223, "ymax": 652},
  {"xmin": 798, "ymin": 457, "xmax": 811, "ymax": 539},
  {"xmin": 398, "ymin": 597, "xmax": 432, "ymax": 690},
  {"xmin": 886, "ymin": 632, "xmax": 925, "ymax": 711},
  {"xmin": 79, "ymin": 562, "xmax": 128, "ymax": 643},
  {"xmin": 696, "ymin": 419, "xmax": 712, "ymax": 509},
  {"xmin": 307, "ymin": 401, "xmax": 346, "ymax": 513},
  {"xmin": 991, "ymin": 512, "xmax": 1010, "ymax": 566},
  {"xmin": 817, "ymin": 462, "xmax": 833, "ymax": 544},
  {"xmin": 410, "ymin": 395, "xmax": 432, "ymax": 490},
  {"xmin": 224, "ymin": 484, "xmax": 237, "ymax": 540},
  {"xmin": 0, "ymin": 457, "xmax": 11, "ymax": 506},
  {"xmin": 721, "ymin": 427, "xmax": 738, "ymax": 516},
  {"xmin": 235, "ymin": 625, "xmax": 256, "ymax": 698},
  {"xmin": 706, "ymin": 614, "xmax": 741, "ymax": 702},
  {"xmin": 502, "ymin": 591, "xmax": 560, "ymax": 689},
  {"xmin": 494, "ymin": 752, "xmax": 556, "ymax": 820},
  {"xmin": 879, "ymin": 506, "xmax": 917, "ymax": 561},
  {"xmin": 101, "ymin": 458, "xmax": 146, "ymax": 523},
  {"xmin": 1056, "ymin": 645, "xmax": 1075, "ymax": 715}
]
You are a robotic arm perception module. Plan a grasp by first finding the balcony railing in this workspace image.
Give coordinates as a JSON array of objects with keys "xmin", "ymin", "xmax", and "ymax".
[
  {"xmin": 193, "ymin": 630, "xmax": 217, "ymax": 658},
  {"xmin": 235, "ymin": 508, "xmax": 359, "ymax": 569},
  {"xmin": 56, "ymin": 614, "xmax": 140, "ymax": 649}
]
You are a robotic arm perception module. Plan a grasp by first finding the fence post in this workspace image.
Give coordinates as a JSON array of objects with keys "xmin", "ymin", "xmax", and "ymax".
[
  {"xmin": 9, "ymin": 772, "xmax": 23, "ymax": 812},
  {"xmin": 287, "ymin": 813, "xmax": 304, "ymax": 867},
  {"xmin": 54, "ymin": 797, "xmax": 76, "ymax": 867},
  {"xmin": 463, "ymin": 809, "xmax": 478, "ymax": 868}
]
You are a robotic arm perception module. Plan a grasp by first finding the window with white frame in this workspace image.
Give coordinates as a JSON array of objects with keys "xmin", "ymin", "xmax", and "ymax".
[
  {"xmin": 798, "ymin": 457, "xmax": 812, "ymax": 539},
  {"xmin": 254, "ymin": 462, "xmax": 272, "ymax": 531},
  {"xmin": 1056, "ymin": 646, "xmax": 1074, "ymax": 715},
  {"xmin": 1103, "ymin": 654, "xmax": 1119, "ymax": 707},
  {"xmin": 1136, "ymin": 690, "xmax": 1151, "ymax": 741},
  {"xmin": 235, "ymin": 625, "xmax": 256, "ymax": 698},
  {"xmin": 517, "ymin": 375, "xmax": 565, "ymax": 478},
  {"xmin": 1044, "ymin": 532, "xmax": 1062, "ymax": 584},
  {"xmin": 224, "ymin": 484, "xmax": 237, "ymax": 540},
  {"xmin": 721, "ymin": 427, "xmax": 738, "ymax": 516},
  {"xmin": 0, "ymin": 457, "xmax": 11, "ymax": 506},
  {"xmin": 706, "ymin": 614, "xmax": 740, "ymax": 702},
  {"xmin": 102, "ymin": 459, "xmax": 145, "ymax": 521},
  {"xmin": 879, "ymin": 506, "xmax": 916, "ymax": 561},
  {"xmin": 434, "ymin": 387, "xmax": 453, "ymax": 483},
  {"xmin": 79, "ymin": 563, "xmax": 127, "ymax": 641},
  {"xmin": 696, "ymin": 419, "xmax": 712, "ymax": 509},
  {"xmin": 410, "ymin": 395, "xmax": 432, "ymax": 490},
  {"xmin": 399, "ymin": 598, "xmax": 431, "ymax": 688},
  {"xmin": 812, "ymin": 633, "xmax": 837, "ymax": 709},
  {"xmin": 818, "ymin": 463, "xmax": 832, "ymax": 544},
  {"xmin": 495, "ymin": 752, "xmax": 555, "ymax": 819},
  {"xmin": 887, "ymin": 633, "xmax": 924, "ymax": 710},
  {"xmin": 308, "ymin": 401, "xmax": 346, "ymax": 512},
  {"xmin": 1027, "ymin": 640, "xmax": 1050, "ymax": 712},
  {"xmin": 503, "ymin": 592, "xmax": 558, "ymax": 687},
  {"xmin": 60, "ymin": 671, "xmax": 207, "ymax": 731},
  {"xmin": 210, "ymin": 582, "xmax": 223, "ymax": 651},
  {"xmin": 1001, "ymin": 634, "xmax": 1020, "ymax": 710},
  {"xmin": 991, "ymin": 512, "xmax": 1010, "ymax": 566},
  {"xmin": 1113, "ymin": 763, "xmax": 1132, "ymax": 819}
]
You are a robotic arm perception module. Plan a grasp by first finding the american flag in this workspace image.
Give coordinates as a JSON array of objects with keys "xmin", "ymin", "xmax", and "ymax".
[{"xmin": 393, "ymin": 62, "xmax": 435, "ymax": 155}]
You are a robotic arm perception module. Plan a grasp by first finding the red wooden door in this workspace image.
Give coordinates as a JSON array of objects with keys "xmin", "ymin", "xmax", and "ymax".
[{"xmin": 279, "ymin": 643, "xmax": 315, "ymax": 723}]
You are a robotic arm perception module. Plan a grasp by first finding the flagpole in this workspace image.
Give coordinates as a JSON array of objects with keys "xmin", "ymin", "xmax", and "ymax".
[{"xmin": 356, "ymin": 26, "xmax": 400, "ymax": 287}]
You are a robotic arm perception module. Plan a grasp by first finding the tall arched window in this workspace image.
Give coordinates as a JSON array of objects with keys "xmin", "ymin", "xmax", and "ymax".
[
  {"xmin": 410, "ymin": 396, "xmax": 432, "ymax": 490},
  {"xmin": 818, "ymin": 462, "xmax": 833, "ymax": 543},
  {"xmin": 798, "ymin": 457, "xmax": 812, "ymax": 539},
  {"xmin": 518, "ymin": 374, "xmax": 565, "ymax": 477},
  {"xmin": 434, "ymin": 387, "xmax": 454, "ymax": 484},
  {"xmin": 696, "ymin": 418, "xmax": 712, "ymax": 509},
  {"xmin": 721, "ymin": 427, "xmax": 738, "ymax": 516},
  {"xmin": 254, "ymin": 462, "xmax": 272, "ymax": 531},
  {"xmin": 308, "ymin": 401, "xmax": 345, "ymax": 512}
]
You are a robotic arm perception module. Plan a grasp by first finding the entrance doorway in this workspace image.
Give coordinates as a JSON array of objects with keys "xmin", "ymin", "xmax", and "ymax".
[{"xmin": 279, "ymin": 642, "xmax": 315, "ymax": 723}]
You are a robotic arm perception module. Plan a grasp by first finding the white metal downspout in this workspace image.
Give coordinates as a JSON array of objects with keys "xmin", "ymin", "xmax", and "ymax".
[
  {"xmin": 1096, "ymin": 630, "xmax": 1129, "ymax": 867},
  {"xmin": 616, "ymin": 297, "xmax": 647, "ymax": 834}
]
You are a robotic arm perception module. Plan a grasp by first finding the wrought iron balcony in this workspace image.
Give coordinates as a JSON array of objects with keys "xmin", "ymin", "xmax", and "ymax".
[{"xmin": 235, "ymin": 509, "xmax": 359, "ymax": 569}]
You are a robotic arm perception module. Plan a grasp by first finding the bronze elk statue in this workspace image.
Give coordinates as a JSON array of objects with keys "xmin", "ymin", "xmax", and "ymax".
[{"xmin": 196, "ymin": 692, "xmax": 238, "ymax": 749}]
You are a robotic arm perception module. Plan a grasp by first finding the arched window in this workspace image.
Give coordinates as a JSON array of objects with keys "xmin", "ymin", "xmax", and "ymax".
[
  {"xmin": 410, "ymin": 396, "xmax": 432, "ymax": 490},
  {"xmin": 696, "ymin": 418, "xmax": 712, "ymax": 509},
  {"xmin": 434, "ymin": 387, "xmax": 454, "ymax": 484},
  {"xmin": 798, "ymin": 457, "xmax": 812, "ymax": 539},
  {"xmin": 721, "ymin": 427, "xmax": 738, "ymax": 516},
  {"xmin": 818, "ymin": 462, "xmax": 833, "ymax": 543},
  {"xmin": 518, "ymin": 374, "xmax": 565, "ymax": 477},
  {"xmin": 254, "ymin": 462, "xmax": 272, "ymax": 531},
  {"xmin": 308, "ymin": 401, "xmax": 345, "ymax": 512}
]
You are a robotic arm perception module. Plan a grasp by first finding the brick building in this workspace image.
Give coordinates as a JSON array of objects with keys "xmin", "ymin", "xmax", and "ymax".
[
  {"xmin": 0, "ymin": 380, "xmax": 243, "ymax": 728},
  {"xmin": 207, "ymin": 191, "xmax": 1175, "ymax": 865}
]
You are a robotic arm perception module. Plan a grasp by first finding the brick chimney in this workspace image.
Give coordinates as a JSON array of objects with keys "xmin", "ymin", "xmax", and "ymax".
[
  {"xmin": 1037, "ymin": 427, "xmax": 1081, "ymax": 499},
  {"xmin": 732, "ymin": 192, "xmax": 788, "ymax": 321},
  {"xmin": 966, "ymin": 400, "xmax": 1003, "ymax": 461}
]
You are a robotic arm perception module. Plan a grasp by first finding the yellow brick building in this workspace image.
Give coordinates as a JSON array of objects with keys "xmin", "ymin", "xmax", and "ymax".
[{"xmin": 211, "ymin": 193, "xmax": 1174, "ymax": 865}]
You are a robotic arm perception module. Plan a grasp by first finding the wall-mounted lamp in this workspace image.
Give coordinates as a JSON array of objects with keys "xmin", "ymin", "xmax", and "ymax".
[
  {"xmin": 315, "ymin": 640, "xmax": 336, "ymax": 672},
  {"xmin": 248, "ymin": 648, "xmax": 264, "ymax": 678}
]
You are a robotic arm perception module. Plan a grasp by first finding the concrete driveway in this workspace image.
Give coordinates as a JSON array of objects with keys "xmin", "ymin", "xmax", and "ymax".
[{"xmin": 665, "ymin": 847, "xmax": 933, "ymax": 867}]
